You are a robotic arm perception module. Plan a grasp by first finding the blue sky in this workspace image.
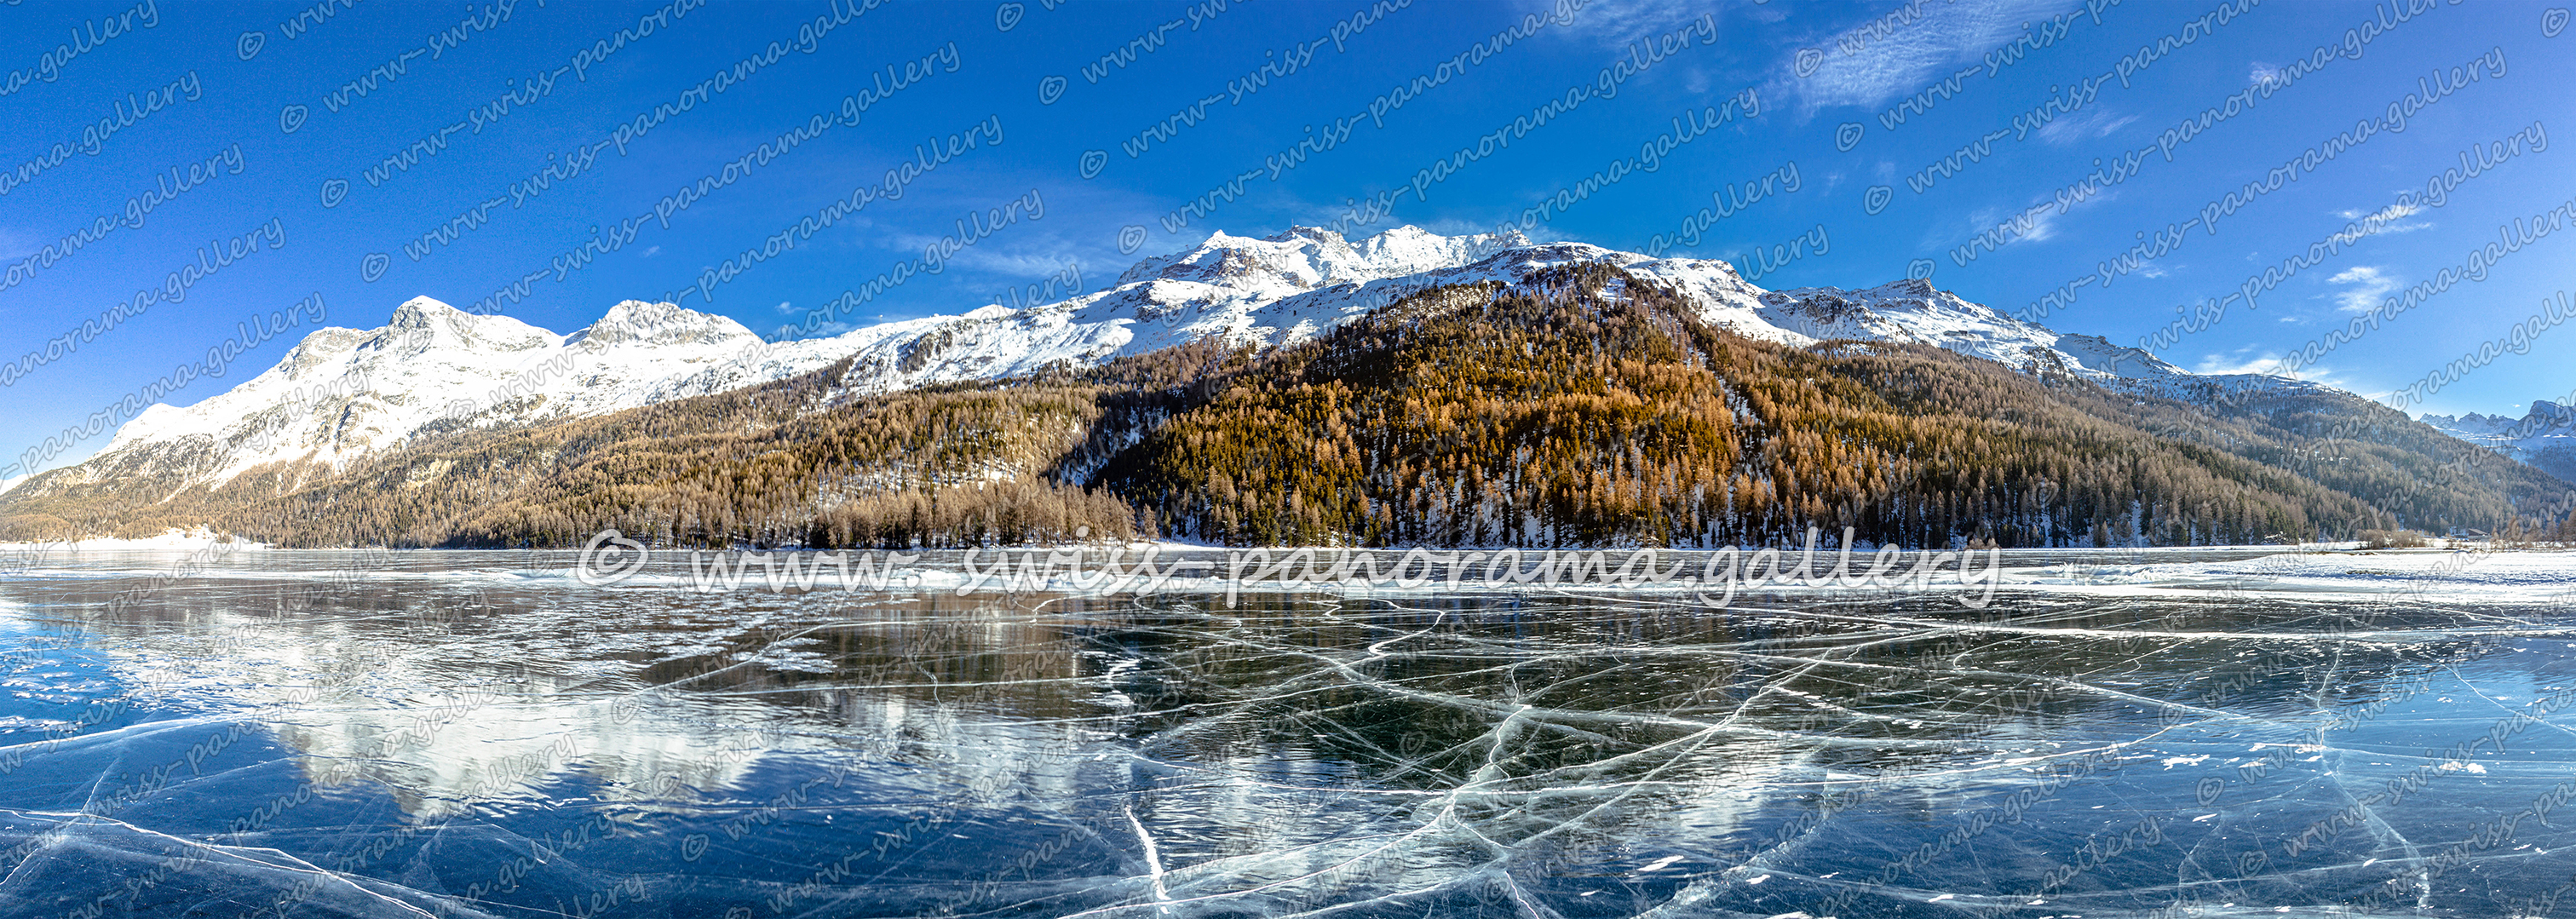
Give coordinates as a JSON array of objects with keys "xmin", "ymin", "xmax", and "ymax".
[{"xmin": 3, "ymin": 0, "xmax": 2572, "ymax": 480}]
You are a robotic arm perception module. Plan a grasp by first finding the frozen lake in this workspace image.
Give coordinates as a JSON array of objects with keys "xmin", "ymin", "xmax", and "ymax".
[{"xmin": 3, "ymin": 545, "xmax": 2573, "ymax": 917}]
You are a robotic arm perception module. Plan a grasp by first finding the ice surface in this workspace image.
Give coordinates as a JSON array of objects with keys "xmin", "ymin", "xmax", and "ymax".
[{"xmin": 3, "ymin": 546, "xmax": 2573, "ymax": 916}]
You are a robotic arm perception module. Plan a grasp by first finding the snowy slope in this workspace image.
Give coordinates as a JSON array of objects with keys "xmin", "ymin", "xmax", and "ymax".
[
  {"xmin": 1757, "ymin": 280, "xmax": 2326, "ymax": 399},
  {"xmin": 89, "ymin": 296, "xmax": 781, "ymax": 487},
  {"xmin": 641, "ymin": 226, "xmax": 1552, "ymax": 407},
  {"xmin": 66, "ymin": 225, "xmax": 2324, "ymax": 492}
]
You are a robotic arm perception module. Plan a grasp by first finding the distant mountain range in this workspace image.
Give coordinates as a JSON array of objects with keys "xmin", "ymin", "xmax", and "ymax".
[
  {"xmin": 2421, "ymin": 399, "xmax": 2576, "ymax": 483},
  {"xmin": 3, "ymin": 226, "xmax": 2565, "ymax": 548}
]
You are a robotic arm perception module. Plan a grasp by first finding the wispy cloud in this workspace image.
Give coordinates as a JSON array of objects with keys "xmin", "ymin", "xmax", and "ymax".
[
  {"xmin": 879, "ymin": 230, "xmax": 1083, "ymax": 279},
  {"xmin": 1956, "ymin": 200, "xmax": 2061, "ymax": 249},
  {"xmin": 2194, "ymin": 346, "xmax": 2283, "ymax": 376},
  {"xmin": 2195, "ymin": 345, "xmax": 2345, "ymax": 386},
  {"xmin": 1418, "ymin": 215, "xmax": 1510, "ymax": 239},
  {"xmin": 2035, "ymin": 108, "xmax": 2138, "ymax": 146},
  {"xmin": 952, "ymin": 247, "xmax": 1085, "ymax": 279},
  {"xmin": 1568, "ymin": 0, "xmax": 1728, "ymax": 49},
  {"xmin": 2333, "ymin": 202, "xmax": 2432, "ymax": 237},
  {"xmin": 2326, "ymin": 265, "xmax": 2397, "ymax": 313},
  {"xmin": 1774, "ymin": 0, "xmax": 2066, "ymax": 114}
]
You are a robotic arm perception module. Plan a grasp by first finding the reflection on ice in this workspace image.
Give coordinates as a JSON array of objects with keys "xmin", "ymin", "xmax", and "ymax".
[{"xmin": 0, "ymin": 547, "xmax": 2572, "ymax": 916}]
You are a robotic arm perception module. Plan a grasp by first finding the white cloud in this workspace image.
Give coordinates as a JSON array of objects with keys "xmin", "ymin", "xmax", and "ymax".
[
  {"xmin": 2035, "ymin": 108, "xmax": 2138, "ymax": 146},
  {"xmin": 2333, "ymin": 202, "xmax": 2431, "ymax": 237},
  {"xmin": 881, "ymin": 231, "xmax": 1082, "ymax": 278},
  {"xmin": 1776, "ymin": 0, "xmax": 2067, "ymax": 113},
  {"xmin": 773, "ymin": 301, "xmax": 795, "ymax": 315},
  {"xmin": 1418, "ymin": 215, "xmax": 1504, "ymax": 238},
  {"xmin": 1959, "ymin": 200, "xmax": 2061, "ymax": 247},
  {"xmin": 952, "ymin": 248, "xmax": 1084, "ymax": 277},
  {"xmin": 2194, "ymin": 346, "xmax": 2350, "ymax": 388},
  {"xmin": 1571, "ymin": 0, "xmax": 1720, "ymax": 49},
  {"xmin": 642, "ymin": 245, "xmax": 661, "ymax": 257},
  {"xmin": 2194, "ymin": 346, "xmax": 2283, "ymax": 376},
  {"xmin": 2326, "ymin": 265, "xmax": 2397, "ymax": 313}
]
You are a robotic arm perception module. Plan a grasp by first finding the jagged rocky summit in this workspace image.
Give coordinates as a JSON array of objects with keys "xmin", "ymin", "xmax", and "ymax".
[{"xmin": 2423, "ymin": 399, "xmax": 2576, "ymax": 476}]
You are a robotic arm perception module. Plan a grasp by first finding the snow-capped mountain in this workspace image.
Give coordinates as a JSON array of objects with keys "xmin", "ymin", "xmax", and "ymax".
[
  {"xmin": 1753, "ymin": 280, "xmax": 2326, "ymax": 399},
  {"xmin": 59, "ymin": 225, "xmax": 2319, "ymax": 493},
  {"xmin": 70, "ymin": 297, "xmax": 781, "ymax": 489},
  {"xmin": 2423, "ymin": 399, "xmax": 2576, "ymax": 464}
]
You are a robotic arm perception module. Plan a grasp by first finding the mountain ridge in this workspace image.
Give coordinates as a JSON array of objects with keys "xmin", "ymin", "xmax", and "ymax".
[
  {"xmin": 7, "ymin": 226, "xmax": 2563, "ymax": 548},
  {"xmin": 2423, "ymin": 398, "xmax": 2576, "ymax": 483},
  {"xmin": 27, "ymin": 226, "xmax": 2332, "ymax": 499}
]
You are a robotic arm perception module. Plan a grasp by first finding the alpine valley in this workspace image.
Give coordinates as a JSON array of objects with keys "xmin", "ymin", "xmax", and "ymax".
[{"xmin": 5, "ymin": 226, "xmax": 2567, "ymax": 549}]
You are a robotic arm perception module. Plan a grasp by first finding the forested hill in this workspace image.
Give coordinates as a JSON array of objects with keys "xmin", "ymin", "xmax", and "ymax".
[
  {"xmin": 1104, "ymin": 264, "xmax": 2571, "ymax": 548},
  {"xmin": 3, "ymin": 266, "xmax": 2567, "ymax": 549}
]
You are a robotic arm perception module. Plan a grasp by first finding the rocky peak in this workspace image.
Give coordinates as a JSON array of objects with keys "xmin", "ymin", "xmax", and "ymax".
[
  {"xmin": 1262, "ymin": 225, "xmax": 1348, "ymax": 245},
  {"xmin": 1117, "ymin": 225, "xmax": 1538, "ymax": 290},
  {"xmin": 1870, "ymin": 277, "xmax": 1941, "ymax": 299},
  {"xmin": 569, "ymin": 300, "xmax": 757, "ymax": 348},
  {"xmin": 382, "ymin": 296, "xmax": 554, "ymax": 353},
  {"xmin": 2052, "ymin": 334, "xmax": 2188, "ymax": 379}
]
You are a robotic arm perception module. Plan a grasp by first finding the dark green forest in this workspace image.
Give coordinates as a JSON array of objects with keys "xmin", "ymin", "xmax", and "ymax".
[{"xmin": 4, "ymin": 266, "xmax": 2568, "ymax": 549}]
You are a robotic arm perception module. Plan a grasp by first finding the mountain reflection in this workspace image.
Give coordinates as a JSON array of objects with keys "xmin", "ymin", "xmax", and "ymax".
[{"xmin": 1, "ymin": 549, "xmax": 2555, "ymax": 918}]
